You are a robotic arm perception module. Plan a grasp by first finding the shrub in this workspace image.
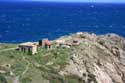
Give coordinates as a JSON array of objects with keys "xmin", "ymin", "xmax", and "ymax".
[{"xmin": 0, "ymin": 74, "xmax": 7, "ymax": 83}]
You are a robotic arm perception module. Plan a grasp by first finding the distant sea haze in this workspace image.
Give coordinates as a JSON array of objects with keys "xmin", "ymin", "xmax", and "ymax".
[{"xmin": 0, "ymin": 2, "xmax": 125, "ymax": 43}]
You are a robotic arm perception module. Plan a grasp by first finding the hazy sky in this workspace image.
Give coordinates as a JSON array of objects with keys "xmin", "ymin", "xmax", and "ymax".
[{"xmin": 2, "ymin": 0, "xmax": 125, "ymax": 3}]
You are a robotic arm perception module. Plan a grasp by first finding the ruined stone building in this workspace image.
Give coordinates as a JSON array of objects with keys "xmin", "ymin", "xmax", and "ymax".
[
  {"xmin": 39, "ymin": 38, "xmax": 48, "ymax": 47},
  {"xmin": 18, "ymin": 42, "xmax": 37, "ymax": 55},
  {"xmin": 39, "ymin": 39, "xmax": 52, "ymax": 49}
]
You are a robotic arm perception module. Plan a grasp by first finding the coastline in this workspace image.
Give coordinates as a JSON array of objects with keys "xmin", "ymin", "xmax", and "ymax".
[{"xmin": 0, "ymin": 32, "xmax": 124, "ymax": 44}]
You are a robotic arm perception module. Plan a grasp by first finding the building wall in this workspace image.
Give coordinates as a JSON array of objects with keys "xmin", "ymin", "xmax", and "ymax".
[
  {"xmin": 42, "ymin": 39, "xmax": 48, "ymax": 47},
  {"xmin": 19, "ymin": 45, "xmax": 37, "ymax": 55},
  {"xmin": 32, "ymin": 46, "xmax": 37, "ymax": 55}
]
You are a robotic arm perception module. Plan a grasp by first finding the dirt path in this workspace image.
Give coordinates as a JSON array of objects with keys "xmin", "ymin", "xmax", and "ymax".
[
  {"xmin": 0, "ymin": 47, "xmax": 31, "ymax": 83},
  {"xmin": 21, "ymin": 57, "xmax": 30, "ymax": 76},
  {"xmin": 0, "ymin": 48, "xmax": 16, "ymax": 52},
  {"xmin": 12, "ymin": 56, "xmax": 31, "ymax": 83},
  {"xmin": 13, "ymin": 76, "xmax": 20, "ymax": 83}
]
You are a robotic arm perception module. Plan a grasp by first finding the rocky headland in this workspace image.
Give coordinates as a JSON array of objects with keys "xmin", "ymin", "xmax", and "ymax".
[
  {"xmin": 57, "ymin": 32, "xmax": 125, "ymax": 83},
  {"xmin": 0, "ymin": 32, "xmax": 125, "ymax": 83}
]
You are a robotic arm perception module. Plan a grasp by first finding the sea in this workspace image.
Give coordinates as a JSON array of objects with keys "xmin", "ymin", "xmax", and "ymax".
[{"xmin": 0, "ymin": 2, "xmax": 125, "ymax": 43}]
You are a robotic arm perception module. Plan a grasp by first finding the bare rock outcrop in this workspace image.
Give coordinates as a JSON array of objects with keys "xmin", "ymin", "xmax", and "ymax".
[{"xmin": 58, "ymin": 32, "xmax": 125, "ymax": 83}]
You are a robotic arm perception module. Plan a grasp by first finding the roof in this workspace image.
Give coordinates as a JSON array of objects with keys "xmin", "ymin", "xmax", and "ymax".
[{"xmin": 19, "ymin": 42, "xmax": 37, "ymax": 47}]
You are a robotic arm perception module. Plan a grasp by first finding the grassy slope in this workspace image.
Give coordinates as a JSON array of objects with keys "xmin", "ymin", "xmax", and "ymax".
[{"xmin": 0, "ymin": 43, "xmax": 84, "ymax": 83}]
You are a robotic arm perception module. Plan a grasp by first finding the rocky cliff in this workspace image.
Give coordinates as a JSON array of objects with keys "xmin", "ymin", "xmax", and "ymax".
[{"xmin": 57, "ymin": 32, "xmax": 125, "ymax": 83}]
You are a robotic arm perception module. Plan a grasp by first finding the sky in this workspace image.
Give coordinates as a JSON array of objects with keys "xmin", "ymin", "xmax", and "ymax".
[{"xmin": 2, "ymin": 0, "xmax": 125, "ymax": 3}]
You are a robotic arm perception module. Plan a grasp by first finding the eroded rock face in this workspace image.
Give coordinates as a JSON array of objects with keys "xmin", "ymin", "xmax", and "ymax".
[
  {"xmin": 97, "ymin": 34, "xmax": 123, "ymax": 50},
  {"xmin": 58, "ymin": 32, "xmax": 125, "ymax": 83},
  {"xmin": 123, "ymin": 38, "xmax": 125, "ymax": 50}
]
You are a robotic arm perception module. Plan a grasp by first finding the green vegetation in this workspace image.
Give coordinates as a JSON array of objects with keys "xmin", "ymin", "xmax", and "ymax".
[
  {"xmin": 0, "ymin": 43, "xmax": 84, "ymax": 83},
  {"xmin": 0, "ymin": 74, "xmax": 8, "ymax": 83},
  {"xmin": 65, "ymin": 75, "xmax": 85, "ymax": 83},
  {"xmin": 0, "ymin": 43, "xmax": 17, "ymax": 50}
]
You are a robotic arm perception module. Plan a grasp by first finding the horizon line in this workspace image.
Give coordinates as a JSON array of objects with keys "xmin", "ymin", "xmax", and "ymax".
[{"xmin": 1, "ymin": 1, "xmax": 125, "ymax": 4}]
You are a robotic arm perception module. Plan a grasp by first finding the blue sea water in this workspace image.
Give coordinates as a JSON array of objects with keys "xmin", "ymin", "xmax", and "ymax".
[{"xmin": 0, "ymin": 2, "xmax": 125, "ymax": 43}]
